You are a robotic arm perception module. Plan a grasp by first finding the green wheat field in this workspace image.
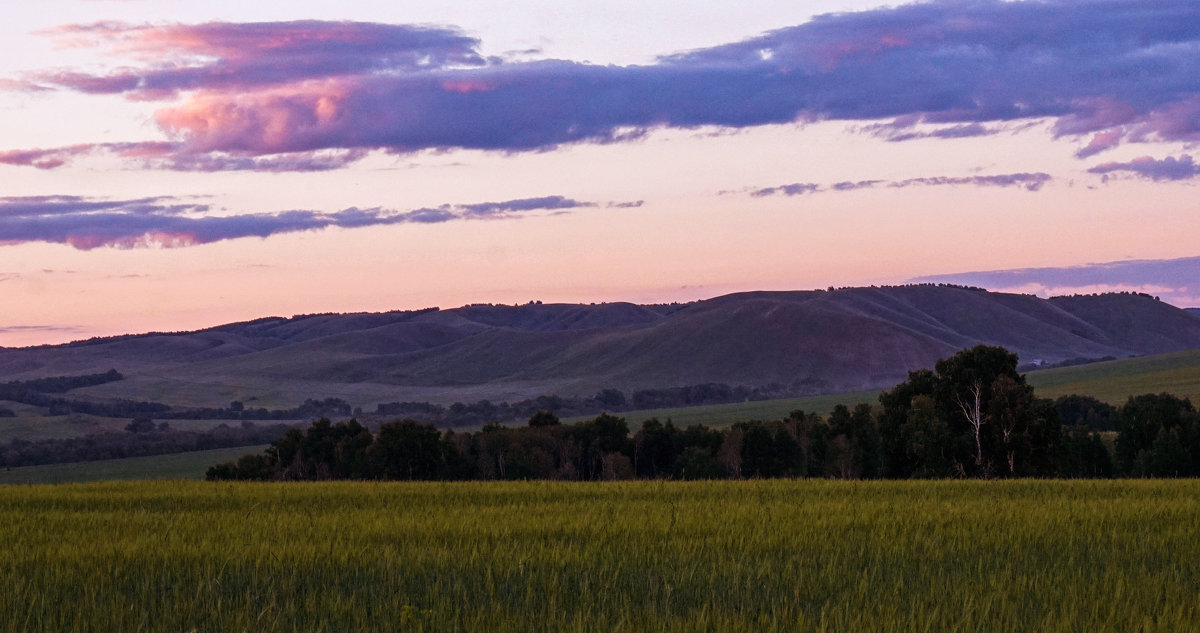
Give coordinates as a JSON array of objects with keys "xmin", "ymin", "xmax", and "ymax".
[{"xmin": 2, "ymin": 479, "xmax": 1197, "ymax": 632}]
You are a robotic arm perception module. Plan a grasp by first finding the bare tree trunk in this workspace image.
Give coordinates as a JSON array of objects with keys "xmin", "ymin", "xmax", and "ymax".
[{"xmin": 955, "ymin": 381, "xmax": 985, "ymax": 467}]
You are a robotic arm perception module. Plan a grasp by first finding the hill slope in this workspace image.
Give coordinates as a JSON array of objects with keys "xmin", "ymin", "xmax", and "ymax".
[{"xmin": 3, "ymin": 287, "xmax": 1199, "ymax": 407}]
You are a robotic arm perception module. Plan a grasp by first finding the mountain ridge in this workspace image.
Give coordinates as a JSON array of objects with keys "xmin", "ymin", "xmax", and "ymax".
[{"xmin": 3, "ymin": 286, "xmax": 1199, "ymax": 407}]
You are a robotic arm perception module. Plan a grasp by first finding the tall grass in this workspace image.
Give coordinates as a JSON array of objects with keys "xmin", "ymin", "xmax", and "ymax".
[{"xmin": 1, "ymin": 480, "xmax": 1197, "ymax": 632}]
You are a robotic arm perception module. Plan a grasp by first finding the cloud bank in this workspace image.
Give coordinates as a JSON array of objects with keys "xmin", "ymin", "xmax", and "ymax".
[
  {"xmin": 0, "ymin": 194, "xmax": 607, "ymax": 250},
  {"xmin": 910, "ymin": 256, "xmax": 1200, "ymax": 307},
  {"xmin": 4, "ymin": 1, "xmax": 1200, "ymax": 170}
]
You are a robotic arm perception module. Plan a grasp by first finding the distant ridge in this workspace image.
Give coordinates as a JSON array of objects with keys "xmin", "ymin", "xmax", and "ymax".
[{"xmin": 4, "ymin": 285, "xmax": 1200, "ymax": 407}]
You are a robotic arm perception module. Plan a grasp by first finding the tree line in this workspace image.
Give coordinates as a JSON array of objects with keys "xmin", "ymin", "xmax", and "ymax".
[{"xmin": 208, "ymin": 346, "xmax": 1200, "ymax": 481}]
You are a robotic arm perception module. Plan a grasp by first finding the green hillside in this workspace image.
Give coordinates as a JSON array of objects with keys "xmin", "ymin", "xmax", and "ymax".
[{"xmin": 1026, "ymin": 348, "xmax": 1200, "ymax": 404}]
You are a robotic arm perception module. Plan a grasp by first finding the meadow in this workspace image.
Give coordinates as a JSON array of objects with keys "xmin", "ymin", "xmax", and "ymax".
[{"xmin": 1, "ymin": 479, "xmax": 1197, "ymax": 632}]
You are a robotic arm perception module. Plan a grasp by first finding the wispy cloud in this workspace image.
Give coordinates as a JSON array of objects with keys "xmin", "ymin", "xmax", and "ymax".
[
  {"xmin": 0, "ymin": 325, "xmax": 87, "ymax": 335},
  {"xmin": 910, "ymin": 256, "xmax": 1200, "ymax": 307},
  {"xmin": 0, "ymin": 142, "xmax": 367, "ymax": 172},
  {"xmin": 0, "ymin": 194, "xmax": 607, "ymax": 250},
  {"xmin": 746, "ymin": 172, "xmax": 1052, "ymax": 197},
  {"xmin": 1088, "ymin": 154, "xmax": 1200, "ymax": 182},
  {"xmin": 4, "ymin": 1, "xmax": 1200, "ymax": 170}
]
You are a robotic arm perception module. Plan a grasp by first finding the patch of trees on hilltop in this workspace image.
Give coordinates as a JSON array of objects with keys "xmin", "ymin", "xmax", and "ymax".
[
  {"xmin": 208, "ymin": 345, "xmax": 1200, "ymax": 481},
  {"xmin": 0, "ymin": 369, "xmax": 124, "ymax": 399},
  {"xmin": 0, "ymin": 368, "xmax": 355, "ymax": 420}
]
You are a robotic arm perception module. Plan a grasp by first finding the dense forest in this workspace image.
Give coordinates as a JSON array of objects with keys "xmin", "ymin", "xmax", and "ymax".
[{"xmin": 208, "ymin": 346, "xmax": 1200, "ymax": 481}]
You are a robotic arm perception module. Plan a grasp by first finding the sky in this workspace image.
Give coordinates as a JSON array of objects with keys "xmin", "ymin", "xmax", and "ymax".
[{"xmin": 2, "ymin": 0, "xmax": 1199, "ymax": 347}]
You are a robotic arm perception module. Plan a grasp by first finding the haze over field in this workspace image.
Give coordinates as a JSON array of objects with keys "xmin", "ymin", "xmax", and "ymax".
[{"xmin": 2, "ymin": 0, "xmax": 1200, "ymax": 346}]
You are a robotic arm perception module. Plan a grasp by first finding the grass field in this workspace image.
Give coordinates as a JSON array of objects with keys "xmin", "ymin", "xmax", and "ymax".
[
  {"xmin": 0, "ymin": 445, "xmax": 269, "ymax": 485},
  {"xmin": 1026, "ymin": 348, "xmax": 1200, "ymax": 404},
  {"xmin": 1, "ymin": 479, "xmax": 1196, "ymax": 632}
]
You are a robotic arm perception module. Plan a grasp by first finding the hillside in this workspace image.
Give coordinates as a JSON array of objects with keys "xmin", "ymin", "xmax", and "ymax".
[{"xmin": 3, "ymin": 286, "xmax": 1200, "ymax": 408}]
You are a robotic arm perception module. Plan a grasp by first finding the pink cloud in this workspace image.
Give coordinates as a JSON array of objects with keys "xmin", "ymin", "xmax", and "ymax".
[
  {"xmin": 0, "ymin": 143, "xmax": 174, "ymax": 169},
  {"xmin": 1075, "ymin": 129, "xmax": 1124, "ymax": 159}
]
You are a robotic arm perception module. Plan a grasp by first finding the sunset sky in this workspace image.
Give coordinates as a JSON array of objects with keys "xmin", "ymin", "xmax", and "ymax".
[{"xmin": 2, "ymin": 0, "xmax": 1199, "ymax": 347}]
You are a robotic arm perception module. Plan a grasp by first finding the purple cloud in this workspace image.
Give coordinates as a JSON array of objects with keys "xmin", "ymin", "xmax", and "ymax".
[
  {"xmin": 1088, "ymin": 154, "xmax": 1200, "ymax": 181},
  {"xmin": 0, "ymin": 142, "xmax": 367, "ymax": 173},
  {"xmin": 5, "ymin": 2, "xmax": 1200, "ymax": 169},
  {"xmin": 750, "ymin": 183, "xmax": 821, "ymax": 197},
  {"xmin": 458, "ymin": 195, "xmax": 594, "ymax": 218},
  {"xmin": 861, "ymin": 119, "xmax": 1005, "ymax": 142},
  {"xmin": 748, "ymin": 172, "xmax": 1052, "ymax": 197},
  {"xmin": 889, "ymin": 173, "xmax": 1052, "ymax": 192},
  {"xmin": 831, "ymin": 180, "xmax": 883, "ymax": 191},
  {"xmin": 0, "ymin": 194, "xmax": 608, "ymax": 250}
]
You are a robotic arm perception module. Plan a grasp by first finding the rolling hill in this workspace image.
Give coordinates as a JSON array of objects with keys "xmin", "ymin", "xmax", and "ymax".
[{"xmin": 3, "ymin": 286, "xmax": 1200, "ymax": 409}]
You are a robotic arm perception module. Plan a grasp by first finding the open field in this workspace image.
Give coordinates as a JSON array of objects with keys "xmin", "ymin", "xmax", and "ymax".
[
  {"xmin": 0, "ymin": 445, "xmax": 269, "ymax": 485},
  {"xmin": 1026, "ymin": 348, "xmax": 1200, "ymax": 404},
  {"xmin": 1, "ymin": 479, "xmax": 1196, "ymax": 632}
]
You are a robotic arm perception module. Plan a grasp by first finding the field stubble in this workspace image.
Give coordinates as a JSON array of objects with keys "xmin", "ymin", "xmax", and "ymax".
[{"xmin": 1, "ymin": 479, "xmax": 1197, "ymax": 632}]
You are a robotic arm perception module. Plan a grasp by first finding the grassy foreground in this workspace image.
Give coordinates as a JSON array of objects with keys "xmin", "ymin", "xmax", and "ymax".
[{"xmin": 2, "ymin": 480, "xmax": 1197, "ymax": 632}]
